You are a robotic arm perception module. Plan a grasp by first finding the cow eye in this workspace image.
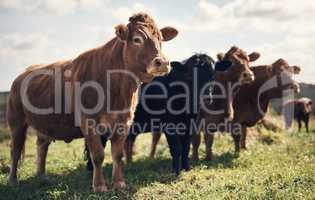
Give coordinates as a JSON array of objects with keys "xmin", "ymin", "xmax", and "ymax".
[{"xmin": 132, "ymin": 36, "xmax": 144, "ymax": 45}]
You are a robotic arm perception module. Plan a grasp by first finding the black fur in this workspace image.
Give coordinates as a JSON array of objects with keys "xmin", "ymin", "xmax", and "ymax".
[{"xmin": 84, "ymin": 53, "xmax": 231, "ymax": 174}]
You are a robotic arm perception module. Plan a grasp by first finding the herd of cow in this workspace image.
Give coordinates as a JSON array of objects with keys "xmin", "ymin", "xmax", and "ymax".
[{"xmin": 6, "ymin": 13, "xmax": 311, "ymax": 192}]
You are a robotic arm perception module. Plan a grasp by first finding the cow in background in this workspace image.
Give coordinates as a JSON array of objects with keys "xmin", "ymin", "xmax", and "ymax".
[
  {"xmin": 192, "ymin": 58, "xmax": 301, "ymax": 160},
  {"xmin": 191, "ymin": 47, "xmax": 260, "ymax": 160},
  {"xmin": 122, "ymin": 47, "xmax": 261, "ymax": 164},
  {"xmin": 283, "ymin": 97, "xmax": 312, "ymax": 132}
]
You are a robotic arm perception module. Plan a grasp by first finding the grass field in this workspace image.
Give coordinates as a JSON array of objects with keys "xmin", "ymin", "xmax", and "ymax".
[{"xmin": 0, "ymin": 118, "xmax": 314, "ymax": 200}]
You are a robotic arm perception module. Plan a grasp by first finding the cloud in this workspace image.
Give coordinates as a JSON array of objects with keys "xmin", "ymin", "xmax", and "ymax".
[
  {"xmin": 184, "ymin": 0, "xmax": 315, "ymax": 84},
  {"xmin": 0, "ymin": 0, "xmax": 314, "ymax": 89},
  {"xmin": 109, "ymin": 3, "xmax": 155, "ymax": 22},
  {"xmin": 249, "ymin": 35, "xmax": 315, "ymax": 83},
  {"xmin": 0, "ymin": 0, "xmax": 78, "ymax": 15},
  {"xmin": 0, "ymin": 0, "xmax": 40, "ymax": 13},
  {"xmin": 0, "ymin": 0, "xmax": 111, "ymax": 16},
  {"xmin": 0, "ymin": 32, "xmax": 56, "ymax": 91},
  {"xmin": 0, "ymin": 33, "xmax": 60, "ymax": 72},
  {"xmin": 0, "ymin": 0, "xmax": 156, "ymax": 28},
  {"xmin": 0, "ymin": 33, "xmax": 49, "ymax": 51},
  {"xmin": 189, "ymin": 0, "xmax": 315, "ymax": 33}
]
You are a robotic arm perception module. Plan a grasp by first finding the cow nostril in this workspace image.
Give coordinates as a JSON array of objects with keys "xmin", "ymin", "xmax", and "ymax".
[
  {"xmin": 154, "ymin": 59, "xmax": 162, "ymax": 67},
  {"xmin": 244, "ymin": 72, "xmax": 254, "ymax": 79},
  {"xmin": 243, "ymin": 73, "xmax": 249, "ymax": 78}
]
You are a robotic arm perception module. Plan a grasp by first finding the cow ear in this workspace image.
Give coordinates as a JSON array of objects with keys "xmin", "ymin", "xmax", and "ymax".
[
  {"xmin": 161, "ymin": 27, "xmax": 178, "ymax": 41},
  {"xmin": 249, "ymin": 52, "xmax": 260, "ymax": 62},
  {"xmin": 115, "ymin": 24, "xmax": 128, "ymax": 41},
  {"xmin": 217, "ymin": 53, "xmax": 224, "ymax": 61},
  {"xmin": 215, "ymin": 60, "xmax": 232, "ymax": 71},
  {"xmin": 272, "ymin": 58, "xmax": 287, "ymax": 73},
  {"xmin": 171, "ymin": 61, "xmax": 184, "ymax": 71},
  {"xmin": 291, "ymin": 65, "xmax": 301, "ymax": 74}
]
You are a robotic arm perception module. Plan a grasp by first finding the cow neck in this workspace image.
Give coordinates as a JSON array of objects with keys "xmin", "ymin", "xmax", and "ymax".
[
  {"xmin": 100, "ymin": 37, "xmax": 139, "ymax": 111},
  {"xmin": 204, "ymin": 73, "xmax": 233, "ymax": 112},
  {"xmin": 70, "ymin": 37, "xmax": 138, "ymax": 85},
  {"xmin": 213, "ymin": 65, "xmax": 241, "ymax": 85},
  {"xmin": 242, "ymin": 65, "xmax": 274, "ymax": 114},
  {"xmin": 252, "ymin": 65, "xmax": 279, "ymax": 103},
  {"xmin": 69, "ymin": 37, "xmax": 139, "ymax": 111},
  {"xmin": 205, "ymin": 65, "xmax": 243, "ymax": 117},
  {"xmin": 251, "ymin": 66, "xmax": 273, "ymax": 89}
]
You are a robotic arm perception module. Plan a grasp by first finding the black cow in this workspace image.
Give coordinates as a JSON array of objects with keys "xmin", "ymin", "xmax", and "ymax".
[
  {"xmin": 84, "ymin": 54, "xmax": 231, "ymax": 175},
  {"xmin": 283, "ymin": 97, "xmax": 313, "ymax": 132}
]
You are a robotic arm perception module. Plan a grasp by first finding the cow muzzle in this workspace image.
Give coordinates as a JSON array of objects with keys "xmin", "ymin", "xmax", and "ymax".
[
  {"xmin": 239, "ymin": 71, "xmax": 255, "ymax": 84},
  {"xmin": 147, "ymin": 57, "xmax": 170, "ymax": 76},
  {"xmin": 290, "ymin": 82, "xmax": 300, "ymax": 93}
]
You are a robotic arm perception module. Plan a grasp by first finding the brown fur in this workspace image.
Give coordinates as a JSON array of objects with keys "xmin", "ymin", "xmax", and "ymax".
[
  {"xmin": 191, "ymin": 46, "xmax": 260, "ymax": 160},
  {"xmin": 193, "ymin": 58, "xmax": 300, "ymax": 160},
  {"xmin": 7, "ymin": 13, "xmax": 178, "ymax": 192}
]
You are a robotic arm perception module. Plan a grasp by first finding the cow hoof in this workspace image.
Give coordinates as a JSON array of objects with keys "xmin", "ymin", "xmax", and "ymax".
[
  {"xmin": 36, "ymin": 171, "xmax": 46, "ymax": 177},
  {"xmin": 8, "ymin": 178, "xmax": 18, "ymax": 186},
  {"xmin": 174, "ymin": 170, "xmax": 180, "ymax": 176},
  {"xmin": 192, "ymin": 156, "xmax": 199, "ymax": 161},
  {"xmin": 113, "ymin": 181, "xmax": 127, "ymax": 189},
  {"xmin": 93, "ymin": 185, "xmax": 109, "ymax": 193},
  {"xmin": 183, "ymin": 167, "xmax": 190, "ymax": 171},
  {"xmin": 205, "ymin": 156, "xmax": 212, "ymax": 161}
]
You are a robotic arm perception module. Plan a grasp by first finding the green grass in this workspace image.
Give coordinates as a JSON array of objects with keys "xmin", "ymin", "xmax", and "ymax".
[
  {"xmin": 0, "ymin": 121, "xmax": 315, "ymax": 200},
  {"xmin": 0, "ymin": 128, "xmax": 10, "ymax": 143}
]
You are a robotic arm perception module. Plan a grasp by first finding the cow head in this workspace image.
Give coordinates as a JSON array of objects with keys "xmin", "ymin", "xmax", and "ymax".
[
  {"xmin": 296, "ymin": 98, "xmax": 313, "ymax": 115},
  {"xmin": 267, "ymin": 58, "xmax": 301, "ymax": 96},
  {"xmin": 115, "ymin": 13, "xmax": 178, "ymax": 83},
  {"xmin": 217, "ymin": 46, "xmax": 260, "ymax": 84}
]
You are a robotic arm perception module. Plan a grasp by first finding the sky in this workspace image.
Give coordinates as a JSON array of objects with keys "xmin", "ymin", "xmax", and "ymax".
[{"xmin": 0, "ymin": 0, "xmax": 314, "ymax": 91}]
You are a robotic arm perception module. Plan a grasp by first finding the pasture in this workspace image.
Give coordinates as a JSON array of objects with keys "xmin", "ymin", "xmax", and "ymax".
[{"xmin": 0, "ymin": 117, "xmax": 314, "ymax": 200}]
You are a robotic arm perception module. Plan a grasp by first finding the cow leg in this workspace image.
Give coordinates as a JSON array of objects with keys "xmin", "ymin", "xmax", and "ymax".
[
  {"xmin": 149, "ymin": 132, "xmax": 162, "ymax": 159},
  {"xmin": 180, "ymin": 134, "xmax": 191, "ymax": 171},
  {"xmin": 204, "ymin": 132, "xmax": 214, "ymax": 161},
  {"xmin": 165, "ymin": 134, "xmax": 181, "ymax": 175},
  {"xmin": 85, "ymin": 135, "xmax": 107, "ymax": 171},
  {"xmin": 36, "ymin": 136, "xmax": 51, "ymax": 177},
  {"xmin": 191, "ymin": 133, "xmax": 201, "ymax": 161},
  {"xmin": 84, "ymin": 142, "xmax": 93, "ymax": 171},
  {"xmin": 125, "ymin": 133, "xmax": 137, "ymax": 164},
  {"xmin": 84, "ymin": 130, "xmax": 107, "ymax": 192},
  {"xmin": 8, "ymin": 124, "xmax": 28, "ymax": 185},
  {"xmin": 240, "ymin": 126, "xmax": 247, "ymax": 150},
  {"xmin": 231, "ymin": 125, "xmax": 241, "ymax": 152},
  {"xmin": 111, "ymin": 134, "xmax": 127, "ymax": 189},
  {"xmin": 304, "ymin": 116, "xmax": 309, "ymax": 133},
  {"xmin": 231, "ymin": 134, "xmax": 241, "ymax": 153},
  {"xmin": 297, "ymin": 120, "xmax": 302, "ymax": 132}
]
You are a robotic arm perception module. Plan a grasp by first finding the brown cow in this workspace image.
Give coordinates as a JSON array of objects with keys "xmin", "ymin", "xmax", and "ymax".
[
  {"xmin": 192, "ymin": 58, "xmax": 300, "ymax": 160},
  {"xmin": 7, "ymin": 13, "xmax": 178, "ymax": 192},
  {"xmin": 283, "ymin": 97, "xmax": 312, "ymax": 132},
  {"xmin": 147, "ymin": 46, "xmax": 261, "ymax": 160}
]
